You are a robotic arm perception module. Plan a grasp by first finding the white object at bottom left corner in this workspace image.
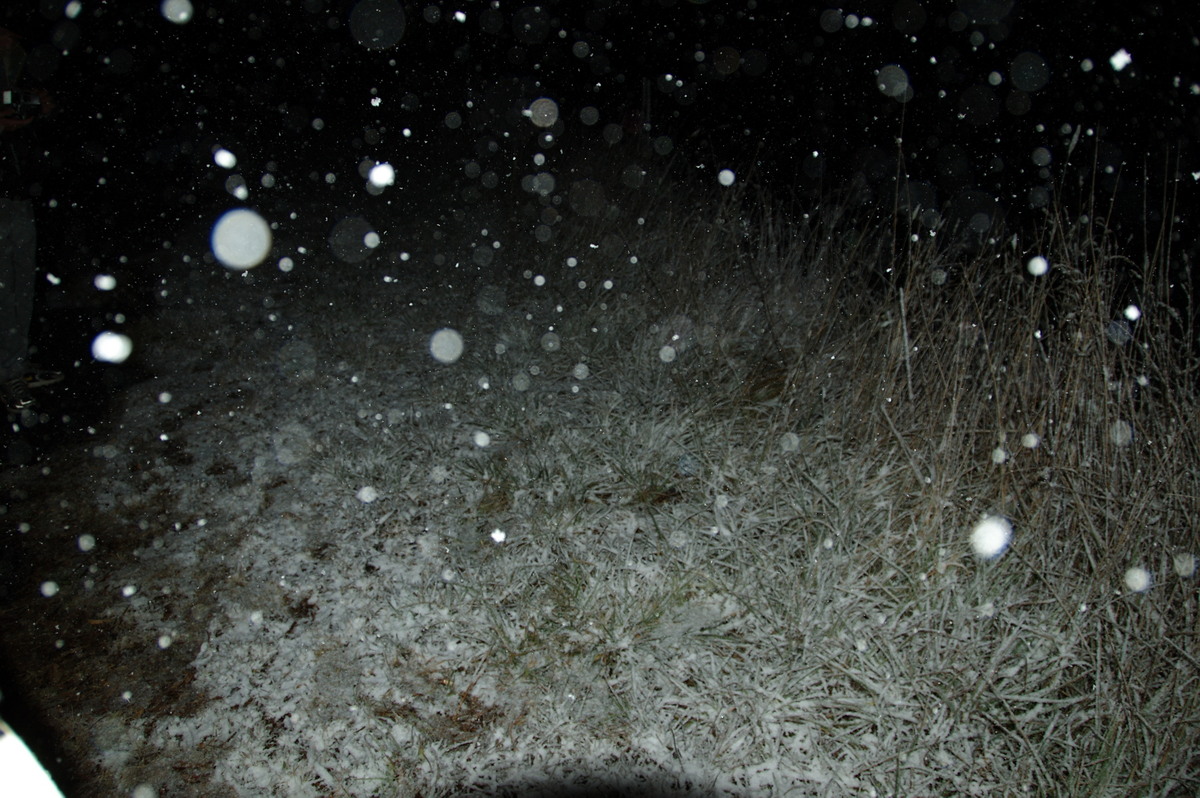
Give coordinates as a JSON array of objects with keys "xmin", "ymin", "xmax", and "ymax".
[{"xmin": 0, "ymin": 715, "xmax": 65, "ymax": 798}]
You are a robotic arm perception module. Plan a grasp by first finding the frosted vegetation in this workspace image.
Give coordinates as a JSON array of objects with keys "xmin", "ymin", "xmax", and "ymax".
[{"xmin": 2, "ymin": 158, "xmax": 1198, "ymax": 796}]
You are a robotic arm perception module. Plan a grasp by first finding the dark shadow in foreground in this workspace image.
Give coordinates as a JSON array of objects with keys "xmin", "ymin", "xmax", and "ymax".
[{"xmin": 457, "ymin": 772, "xmax": 729, "ymax": 798}]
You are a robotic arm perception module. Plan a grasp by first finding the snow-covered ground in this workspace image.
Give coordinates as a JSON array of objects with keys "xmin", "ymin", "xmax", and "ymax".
[{"xmin": 2, "ymin": 181, "xmax": 1198, "ymax": 797}]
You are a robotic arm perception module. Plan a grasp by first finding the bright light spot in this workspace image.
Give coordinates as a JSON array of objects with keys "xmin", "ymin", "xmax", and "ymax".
[
  {"xmin": 1021, "ymin": 432, "xmax": 1041, "ymax": 449},
  {"xmin": 1174, "ymin": 553, "xmax": 1197, "ymax": 578},
  {"xmin": 122, "ymin": 584, "xmax": 138, "ymax": 598},
  {"xmin": 1124, "ymin": 304, "xmax": 1141, "ymax": 321},
  {"xmin": 971, "ymin": 515, "xmax": 1012, "ymax": 560},
  {"xmin": 473, "ymin": 431, "xmax": 491, "ymax": 448},
  {"xmin": 430, "ymin": 328, "xmax": 464, "ymax": 363},
  {"xmin": 160, "ymin": 0, "xmax": 193, "ymax": 24},
  {"xmin": 158, "ymin": 392, "xmax": 172, "ymax": 404},
  {"xmin": 213, "ymin": 148, "xmax": 237, "ymax": 169},
  {"xmin": 78, "ymin": 534, "xmax": 96, "ymax": 552},
  {"xmin": 991, "ymin": 447, "xmax": 1007, "ymax": 465},
  {"xmin": 227, "ymin": 179, "xmax": 249, "ymax": 201},
  {"xmin": 1026, "ymin": 255, "xmax": 1049, "ymax": 276},
  {"xmin": 368, "ymin": 162, "xmax": 395, "ymax": 187},
  {"xmin": 157, "ymin": 634, "xmax": 174, "ymax": 649},
  {"xmin": 1124, "ymin": 566, "xmax": 1151, "ymax": 593},
  {"xmin": 1110, "ymin": 48, "xmax": 1132, "ymax": 71},
  {"xmin": 490, "ymin": 528, "xmax": 507, "ymax": 544},
  {"xmin": 92, "ymin": 331, "xmax": 133, "ymax": 363},
  {"xmin": 356, "ymin": 486, "xmax": 379, "ymax": 503},
  {"xmin": 39, "ymin": 581, "xmax": 59, "ymax": 597},
  {"xmin": 540, "ymin": 332, "xmax": 561, "ymax": 352},
  {"xmin": 659, "ymin": 345, "xmax": 678, "ymax": 363},
  {"xmin": 94, "ymin": 274, "xmax": 117, "ymax": 291},
  {"xmin": 572, "ymin": 362, "xmax": 589, "ymax": 380},
  {"xmin": 717, "ymin": 168, "xmax": 736, "ymax": 187},
  {"xmin": 211, "ymin": 208, "xmax": 272, "ymax": 270}
]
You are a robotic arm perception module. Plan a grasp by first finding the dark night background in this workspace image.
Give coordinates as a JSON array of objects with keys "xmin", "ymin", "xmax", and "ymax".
[{"xmin": 1, "ymin": 0, "xmax": 1197, "ymax": 293}]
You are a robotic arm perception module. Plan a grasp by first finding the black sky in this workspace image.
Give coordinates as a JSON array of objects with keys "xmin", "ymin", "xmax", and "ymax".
[{"xmin": 2, "ymin": 0, "xmax": 1196, "ymax": 271}]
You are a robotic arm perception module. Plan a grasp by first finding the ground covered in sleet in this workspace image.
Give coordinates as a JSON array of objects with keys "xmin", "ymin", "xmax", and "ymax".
[{"xmin": 1, "ymin": 179, "xmax": 1198, "ymax": 798}]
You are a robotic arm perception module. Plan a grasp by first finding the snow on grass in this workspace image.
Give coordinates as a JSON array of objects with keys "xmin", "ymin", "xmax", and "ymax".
[{"xmin": 2, "ymin": 181, "xmax": 1199, "ymax": 797}]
